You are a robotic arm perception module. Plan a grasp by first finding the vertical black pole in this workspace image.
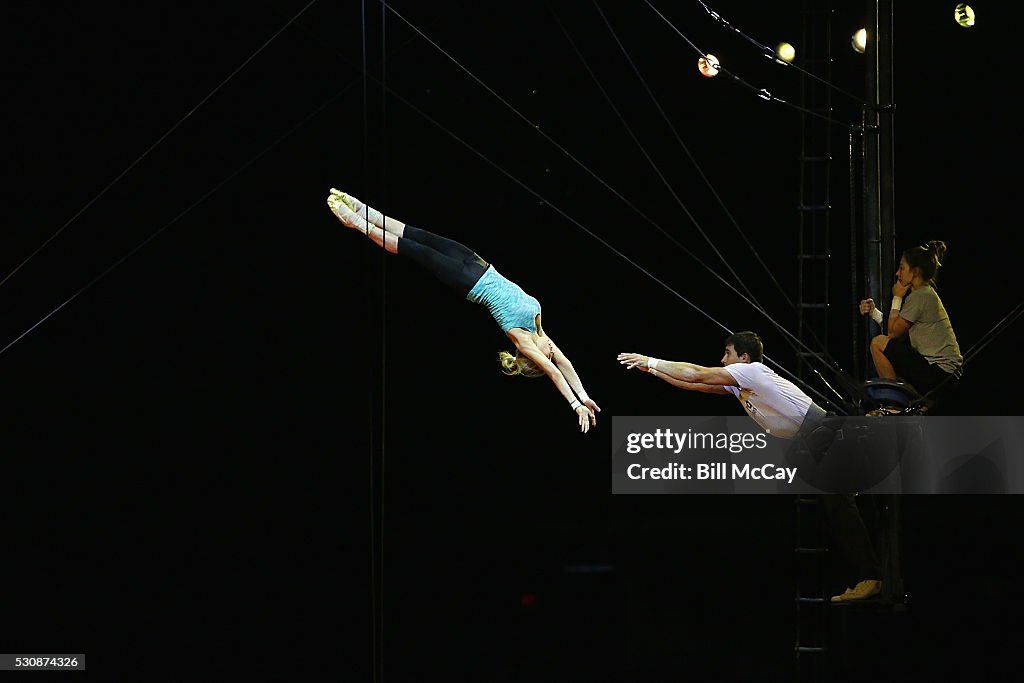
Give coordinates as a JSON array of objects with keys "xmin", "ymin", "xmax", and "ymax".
[
  {"xmin": 362, "ymin": 2, "xmax": 386, "ymax": 680},
  {"xmin": 863, "ymin": 12, "xmax": 880, "ymax": 350},
  {"xmin": 876, "ymin": 0, "xmax": 896, "ymax": 310},
  {"xmin": 863, "ymin": 0, "xmax": 895, "ymax": 369},
  {"xmin": 864, "ymin": 0, "xmax": 903, "ymax": 608},
  {"xmin": 849, "ymin": 127, "xmax": 862, "ymax": 381}
]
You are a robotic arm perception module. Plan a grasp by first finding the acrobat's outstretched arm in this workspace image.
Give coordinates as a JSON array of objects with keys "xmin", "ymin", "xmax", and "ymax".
[
  {"xmin": 617, "ymin": 352, "xmax": 733, "ymax": 395},
  {"xmin": 550, "ymin": 339, "xmax": 601, "ymax": 416},
  {"xmin": 517, "ymin": 341, "xmax": 596, "ymax": 434}
]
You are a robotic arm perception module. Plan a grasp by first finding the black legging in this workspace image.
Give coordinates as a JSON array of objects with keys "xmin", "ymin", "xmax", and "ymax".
[
  {"xmin": 820, "ymin": 494, "xmax": 883, "ymax": 582},
  {"xmin": 397, "ymin": 225, "xmax": 489, "ymax": 296},
  {"xmin": 882, "ymin": 335, "xmax": 959, "ymax": 401}
]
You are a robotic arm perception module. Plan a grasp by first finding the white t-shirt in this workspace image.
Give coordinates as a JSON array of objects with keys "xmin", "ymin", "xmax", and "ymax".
[{"xmin": 722, "ymin": 361, "xmax": 813, "ymax": 439}]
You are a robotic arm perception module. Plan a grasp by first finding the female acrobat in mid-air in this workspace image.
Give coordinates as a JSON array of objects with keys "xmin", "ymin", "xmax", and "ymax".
[{"xmin": 327, "ymin": 188, "xmax": 600, "ymax": 433}]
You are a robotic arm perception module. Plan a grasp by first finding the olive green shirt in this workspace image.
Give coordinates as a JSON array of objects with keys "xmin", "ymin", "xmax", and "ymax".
[{"xmin": 900, "ymin": 285, "xmax": 963, "ymax": 376}]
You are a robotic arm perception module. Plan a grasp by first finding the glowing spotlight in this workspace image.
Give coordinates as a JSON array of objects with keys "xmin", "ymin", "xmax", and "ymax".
[
  {"xmin": 954, "ymin": 4, "xmax": 975, "ymax": 27},
  {"xmin": 775, "ymin": 42, "xmax": 796, "ymax": 64},
  {"xmin": 698, "ymin": 53, "xmax": 720, "ymax": 78},
  {"xmin": 851, "ymin": 28, "xmax": 867, "ymax": 53}
]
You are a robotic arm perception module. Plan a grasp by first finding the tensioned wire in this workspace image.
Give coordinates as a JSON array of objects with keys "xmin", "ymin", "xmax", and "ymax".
[
  {"xmin": 0, "ymin": 86, "xmax": 349, "ymax": 358},
  {"xmin": 0, "ymin": 2, "xmax": 846, "ymax": 414},
  {"xmin": 377, "ymin": 0, "xmax": 852, "ymax": 404},
  {"xmin": 345, "ymin": 70, "xmax": 843, "ymax": 414},
  {"xmin": 645, "ymin": 0, "xmax": 861, "ymax": 129},
  {"xmin": 3, "ymin": 4, "xmax": 1012, "ymax": 418},
  {"xmin": 0, "ymin": 1, "xmax": 318, "ymax": 294},
  {"xmin": 0, "ymin": 13, "xmax": 428, "ymax": 359},
  {"xmin": 0, "ymin": 1, "xmax": 357, "ymax": 360},
  {"xmin": 908, "ymin": 300, "xmax": 1024, "ymax": 410},
  {"xmin": 590, "ymin": 1, "xmax": 788, "ymax": 318},
  {"xmin": 379, "ymin": 1, "xmax": 848, "ymax": 412},
  {"xmin": 681, "ymin": 1, "xmax": 1024, "ymax": 407},
  {"xmin": 387, "ymin": 85, "xmax": 844, "ymax": 412},
  {"xmin": 964, "ymin": 301, "xmax": 1024, "ymax": 365},
  {"xmin": 693, "ymin": 0, "xmax": 867, "ymax": 106},
  {"xmin": 562, "ymin": 2, "xmax": 853, "ymax": 404},
  {"xmin": 552, "ymin": 8, "xmax": 765, "ymax": 316}
]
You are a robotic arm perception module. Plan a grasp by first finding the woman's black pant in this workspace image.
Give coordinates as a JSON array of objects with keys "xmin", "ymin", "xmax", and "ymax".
[{"xmin": 397, "ymin": 225, "xmax": 488, "ymax": 296}]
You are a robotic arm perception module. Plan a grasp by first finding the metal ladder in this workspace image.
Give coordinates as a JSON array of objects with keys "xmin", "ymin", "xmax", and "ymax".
[
  {"xmin": 794, "ymin": 495, "xmax": 829, "ymax": 681},
  {"xmin": 794, "ymin": 5, "xmax": 835, "ymax": 675},
  {"xmin": 795, "ymin": 1, "xmax": 834, "ymax": 384}
]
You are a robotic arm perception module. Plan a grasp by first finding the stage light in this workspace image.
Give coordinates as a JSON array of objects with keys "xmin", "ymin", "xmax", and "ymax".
[
  {"xmin": 776, "ymin": 42, "xmax": 796, "ymax": 63},
  {"xmin": 698, "ymin": 53, "xmax": 720, "ymax": 78},
  {"xmin": 954, "ymin": 4, "xmax": 975, "ymax": 27},
  {"xmin": 851, "ymin": 28, "xmax": 867, "ymax": 53}
]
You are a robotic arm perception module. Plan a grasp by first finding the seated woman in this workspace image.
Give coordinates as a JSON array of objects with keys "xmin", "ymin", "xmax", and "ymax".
[
  {"xmin": 859, "ymin": 240, "xmax": 963, "ymax": 402},
  {"xmin": 327, "ymin": 188, "xmax": 600, "ymax": 433}
]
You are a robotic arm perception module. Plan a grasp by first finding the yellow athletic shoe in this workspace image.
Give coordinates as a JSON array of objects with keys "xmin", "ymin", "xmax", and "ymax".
[
  {"xmin": 330, "ymin": 188, "xmax": 384, "ymax": 227},
  {"xmin": 327, "ymin": 192, "xmax": 370, "ymax": 233}
]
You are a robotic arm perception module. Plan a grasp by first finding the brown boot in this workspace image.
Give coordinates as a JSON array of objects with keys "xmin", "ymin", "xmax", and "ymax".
[{"xmin": 830, "ymin": 579, "xmax": 883, "ymax": 603}]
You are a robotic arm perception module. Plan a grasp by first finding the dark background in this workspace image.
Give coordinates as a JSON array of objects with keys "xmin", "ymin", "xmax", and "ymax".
[{"xmin": 2, "ymin": 1, "xmax": 1022, "ymax": 680}]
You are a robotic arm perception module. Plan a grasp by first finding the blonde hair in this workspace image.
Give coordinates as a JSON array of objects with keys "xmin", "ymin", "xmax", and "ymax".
[{"xmin": 498, "ymin": 350, "xmax": 545, "ymax": 378}]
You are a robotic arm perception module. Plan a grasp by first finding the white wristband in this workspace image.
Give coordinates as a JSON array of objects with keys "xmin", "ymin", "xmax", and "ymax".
[
  {"xmin": 570, "ymin": 399, "xmax": 582, "ymax": 411},
  {"xmin": 647, "ymin": 357, "xmax": 660, "ymax": 370},
  {"xmin": 870, "ymin": 308, "xmax": 883, "ymax": 325},
  {"xmin": 891, "ymin": 296, "xmax": 902, "ymax": 311}
]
